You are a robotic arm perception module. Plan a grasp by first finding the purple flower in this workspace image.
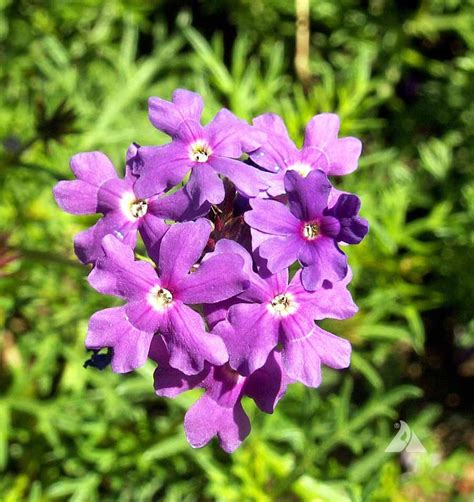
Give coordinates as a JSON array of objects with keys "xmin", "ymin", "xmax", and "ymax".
[
  {"xmin": 132, "ymin": 89, "xmax": 269, "ymax": 206},
  {"xmin": 151, "ymin": 337, "xmax": 290, "ymax": 452},
  {"xmin": 245, "ymin": 169, "xmax": 368, "ymax": 291},
  {"xmin": 53, "ymin": 146, "xmax": 206, "ymax": 264},
  {"xmin": 214, "ymin": 261, "xmax": 356, "ymax": 387},
  {"xmin": 249, "ymin": 113, "xmax": 362, "ymax": 197},
  {"xmin": 87, "ymin": 219, "xmax": 249, "ymax": 374}
]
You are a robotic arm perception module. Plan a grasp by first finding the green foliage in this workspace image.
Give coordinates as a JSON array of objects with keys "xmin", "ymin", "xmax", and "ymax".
[{"xmin": 1, "ymin": 1, "xmax": 473, "ymax": 500}]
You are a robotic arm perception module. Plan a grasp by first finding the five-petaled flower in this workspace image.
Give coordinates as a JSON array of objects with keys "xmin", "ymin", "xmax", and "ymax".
[
  {"xmin": 87, "ymin": 219, "xmax": 248, "ymax": 375},
  {"xmin": 245, "ymin": 169, "xmax": 368, "ymax": 291},
  {"xmin": 53, "ymin": 145, "xmax": 205, "ymax": 264},
  {"xmin": 131, "ymin": 89, "xmax": 269, "ymax": 206},
  {"xmin": 249, "ymin": 112, "xmax": 362, "ymax": 197},
  {"xmin": 207, "ymin": 241, "xmax": 356, "ymax": 387}
]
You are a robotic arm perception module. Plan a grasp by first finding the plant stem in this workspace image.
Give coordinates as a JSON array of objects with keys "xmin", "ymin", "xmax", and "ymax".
[{"xmin": 295, "ymin": 0, "xmax": 311, "ymax": 87}]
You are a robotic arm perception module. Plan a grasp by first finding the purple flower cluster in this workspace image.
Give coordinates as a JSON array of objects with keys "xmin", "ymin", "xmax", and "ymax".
[{"xmin": 53, "ymin": 89, "xmax": 368, "ymax": 452}]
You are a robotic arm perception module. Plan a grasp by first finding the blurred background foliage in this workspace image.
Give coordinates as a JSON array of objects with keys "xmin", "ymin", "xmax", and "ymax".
[{"xmin": 1, "ymin": 0, "xmax": 473, "ymax": 500}]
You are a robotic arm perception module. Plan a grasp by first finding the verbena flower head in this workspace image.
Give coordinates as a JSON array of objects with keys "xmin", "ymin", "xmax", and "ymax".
[
  {"xmin": 132, "ymin": 89, "xmax": 269, "ymax": 206},
  {"xmin": 87, "ymin": 219, "xmax": 249, "ymax": 374},
  {"xmin": 53, "ymin": 145, "xmax": 205, "ymax": 264},
  {"xmin": 245, "ymin": 169, "xmax": 368, "ymax": 291},
  {"xmin": 249, "ymin": 112, "xmax": 362, "ymax": 197},
  {"xmin": 151, "ymin": 337, "xmax": 290, "ymax": 452},
  {"xmin": 53, "ymin": 88, "xmax": 368, "ymax": 453}
]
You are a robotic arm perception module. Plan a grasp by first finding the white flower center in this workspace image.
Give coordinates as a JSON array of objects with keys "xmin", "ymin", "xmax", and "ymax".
[
  {"xmin": 120, "ymin": 192, "xmax": 148, "ymax": 221},
  {"xmin": 287, "ymin": 162, "xmax": 312, "ymax": 177},
  {"xmin": 303, "ymin": 222, "xmax": 320, "ymax": 240},
  {"xmin": 130, "ymin": 199, "xmax": 148, "ymax": 218},
  {"xmin": 190, "ymin": 140, "xmax": 212, "ymax": 163},
  {"xmin": 268, "ymin": 293, "xmax": 297, "ymax": 317},
  {"xmin": 149, "ymin": 287, "xmax": 173, "ymax": 311}
]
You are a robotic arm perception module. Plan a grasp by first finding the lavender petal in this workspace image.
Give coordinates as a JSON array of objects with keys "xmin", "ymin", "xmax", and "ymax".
[
  {"xmin": 158, "ymin": 219, "xmax": 211, "ymax": 287},
  {"xmin": 245, "ymin": 198, "xmax": 300, "ymax": 236},
  {"xmin": 224, "ymin": 304, "xmax": 280, "ymax": 375},
  {"xmin": 148, "ymin": 89, "xmax": 204, "ymax": 136},
  {"xmin": 284, "ymin": 169, "xmax": 332, "ymax": 221},
  {"xmin": 86, "ymin": 306, "xmax": 154, "ymax": 373},
  {"xmin": 178, "ymin": 253, "xmax": 248, "ymax": 304},
  {"xmin": 184, "ymin": 395, "xmax": 250, "ymax": 453}
]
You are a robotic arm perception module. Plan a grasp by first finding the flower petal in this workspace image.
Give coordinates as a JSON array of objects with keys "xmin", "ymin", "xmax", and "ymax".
[
  {"xmin": 303, "ymin": 114, "xmax": 362, "ymax": 175},
  {"xmin": 339, "ymin": 216, "xmax": 369, "ymax": 245},
  {"xmin": 85, "ymin": 306, "xmax": 154, "ymax": 373},
  {"xmin": 254, "ymin": 112, "xmax": 291, "ymax": 139},
  {"xmin": 53, "ymin": 180, "xmax": 100, "ymax": 215},
  {"xmin": 74, "ymin": 212, "xmax": 138, "ymax": 265},
  {"xmin": 205, "ymin": 239, "xmax": 253, "ymax": 272},
  {"xmin": 250, "ymin": 113, "xmax": 298, "ymax": 172},
  {"xmin": 319, "ymin": 216, "xmax": 341, "ymax": 239},
  {"xmin": 185, "ymin": 165, "xmax": 225, "ymax": 206},
  {"xmin": 205, "ymin": 109, "xmax": 246, "ymax": 158},
  {"xmin": 74, "ymin": 225, "xmax": 100, "ymax": 264},
  {"xmin": 148, "ymin": 89, "xmax": 204, "ymax": 136},
  {"xmin": 259, "ymin": 236, "xmax": 302, "ymax": 273},
  {"xmin": 303, "ymin": 113, "xmax": 340, "ymax": 148},
  {"xmin": 244, "ymin": 351, "xmax": 290, "ymax": 413},
  {"xmin": 282, "ymin": 316, "xmax": 351, "ymax": 385},
  {"xmin": 125, "ymin": 299, "xmax": 164, "ymax": 333},
  {"xmin": 206, "ymin": 240, "xmax": 273, "ymax": 303},
  {"xmin": 203, "ymin": 299, "xmax": 238, "ymax": 329},
  {"xmin": 88, "ymin": 234, "xmax": 158, "ymax": 299},
  {"xmin": 178, "ymin": 253, "xmax": 248, "ymax": 304},
  {"xmin": 288, "ymin": 269, "xmax": 358, "ymax": 320},
  {"xmin": 300, "ymin": 146, "xmax": 330, "ymax": 172},
  {"xmin": 281, "ymin": 317, "xmax": 321, "ymax": 388},
  {"xmin": 184, "ymin": 394, "xmax": 250, "ymax": 453},
  {"xmin": 206, "ymin": 108, "xmax": 266, "ymax": 157},
  {"xmin": 133, "ymin": 143, "xmax": 192, "ymax": 198},
  {"xmin": 151, "ymin": 337, "xmax": 209, "ymax": 397},
  {"xmin": 263, "ymin": 170, "xmax": 286, "ymax": 197},
  {"xmin": 158, "ymin": 219, "xmax": 211, "ymax": 288},
  {"xmin": 149, "ymin": 188, "xmax": 211, "ymax": 222},
  {"xmin": 223, "ymin": 304, "xmax": 280, "ymax": 375},
  {"xmin": 203, "ymin": 365, "xmax": 247, "ymax": 407},
  {"xmin": 325, "ymin": 137, "xmax": 362, "ymax": 175},
  {"xmin": 245, "ymin": 198, "xmax": 300, "ymax": 236},
  {"xmin": 138, "ymin": 213, "xmax": 169, "ymax": 262},
  {"xmin": 97, "ymin": 177, "xmax": 134, "ymax": 214},
  {"xmin": 175, "ymin": 119, "xmax": 206, "ymax": 144},
  {"xmin": 284, "ymin": 169, "xmax": 332, "ymax": 221},
  {"xmin": 210, "ymin": 157, "xmax": 269, "ymax": 198},
  {"xmin": 258, "ymin": 267, "xmax": 289, "ymax": 298},
  {"xmin": 325, "ymin": 193, "xmax": 369, "ymax": 244},
  {"xmin": 327, "ymin": 187, "xmax": 347, "ymax": 209},
  {"xmin": 298, "ymin": 237, "xmax": 348, "ymax": 291},
  {"xmin": 70, "ymin": 151, "xmax": 117, "ymax": 184},
  {"xmin": 162, "ymin": 304, "xmax": 228, "ymax": 375},
  {"xmin": 328, "ymin": 192, "xmax": 360, "ymax": 217},
  {"xmin": 310, "ymin": 325, "xmax": 352, "ymax": 369}
]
